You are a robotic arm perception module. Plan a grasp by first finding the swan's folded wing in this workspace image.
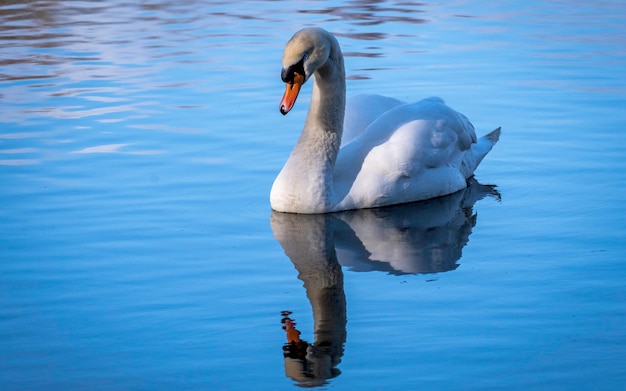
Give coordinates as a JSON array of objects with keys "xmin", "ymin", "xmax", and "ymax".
[{"xmin": 335, "ymin": 98, "xmax": 477, "ymax": 208}]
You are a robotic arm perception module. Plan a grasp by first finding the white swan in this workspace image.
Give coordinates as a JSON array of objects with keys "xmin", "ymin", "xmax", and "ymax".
[{"xmin": 271, "ymin": 27, "xmax": 500, "ymax": 214}]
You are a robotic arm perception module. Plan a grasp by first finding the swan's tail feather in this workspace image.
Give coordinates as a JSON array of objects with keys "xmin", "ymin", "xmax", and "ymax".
[
  {"xmin": 485, "ymin": 127, "xmax": 501, "ymax": 143},
  {"xmin": 462, "ymin": 127, "xmax": 501, "ymax": 179}
]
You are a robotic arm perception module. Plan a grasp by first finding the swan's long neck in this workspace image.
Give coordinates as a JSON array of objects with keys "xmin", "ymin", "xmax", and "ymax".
[
  {"xmin": 303, "ymin": 49, "xmax": 346, "ymax": 143},
  {"xmin": 273, "ymin": 38, "xmax": 345, "ymax": 213}
]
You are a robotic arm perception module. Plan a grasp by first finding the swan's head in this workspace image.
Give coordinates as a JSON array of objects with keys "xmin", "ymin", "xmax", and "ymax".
[{"xmin": 279, "ymin": 27, "xmax": 333, "ymax": 115}]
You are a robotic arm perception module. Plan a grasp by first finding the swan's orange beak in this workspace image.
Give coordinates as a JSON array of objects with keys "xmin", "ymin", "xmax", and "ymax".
[{"xmin": 279, "ymin": 72, "xmax": 304, "ymax": 115}]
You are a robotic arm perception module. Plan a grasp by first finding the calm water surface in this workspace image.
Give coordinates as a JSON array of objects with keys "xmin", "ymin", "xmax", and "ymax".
[{"xmin": 1, "ymin": 1, "xmax": 625, "ymax": 390}]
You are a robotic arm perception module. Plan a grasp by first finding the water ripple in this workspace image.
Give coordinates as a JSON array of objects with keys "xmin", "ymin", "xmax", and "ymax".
[{"xmin": 2, "ymin": 1, "xmax": 626, "ymax": 390}]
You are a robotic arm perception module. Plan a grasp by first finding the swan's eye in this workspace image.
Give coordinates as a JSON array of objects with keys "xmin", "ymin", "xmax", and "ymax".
[{"xmin": 281, "ymin": 56, "xmax": 306, "ymax": 84}]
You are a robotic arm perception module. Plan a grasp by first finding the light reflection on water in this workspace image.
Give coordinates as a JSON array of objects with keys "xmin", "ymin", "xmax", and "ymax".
[{"xmin": 1, "ymin": 1, "xmax": 626, "ymax": 390}]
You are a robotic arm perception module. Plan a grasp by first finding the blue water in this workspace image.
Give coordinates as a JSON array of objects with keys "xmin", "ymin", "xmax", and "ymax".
[{"xmin": 1, "ymin": 1, "xmax": 625, "ymax": 390}]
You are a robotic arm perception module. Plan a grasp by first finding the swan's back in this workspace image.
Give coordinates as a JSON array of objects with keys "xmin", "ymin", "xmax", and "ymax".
[
  {"xmin": 333, "ymin": 97, "xmax": 499, "ymax": 210},
  {"xmin": 342, "ymin": 94, "xmax": 404, "ymax": 145}
]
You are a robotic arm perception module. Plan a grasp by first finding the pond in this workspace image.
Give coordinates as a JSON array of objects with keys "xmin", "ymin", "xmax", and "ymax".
[{"xmin": 1, "ymin": 1, "xmax": 625, "ymax": 390}]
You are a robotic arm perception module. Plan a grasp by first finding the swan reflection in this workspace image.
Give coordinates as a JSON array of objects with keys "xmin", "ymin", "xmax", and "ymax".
[{"xmin": 271, "ymin": 179, "xmax": 499, "ymax": 386}]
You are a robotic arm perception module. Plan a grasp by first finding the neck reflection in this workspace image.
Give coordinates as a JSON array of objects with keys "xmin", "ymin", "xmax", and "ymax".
[{"xmin": 271, "ymin": 178, "xmax": 499, "ymax": 386}]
